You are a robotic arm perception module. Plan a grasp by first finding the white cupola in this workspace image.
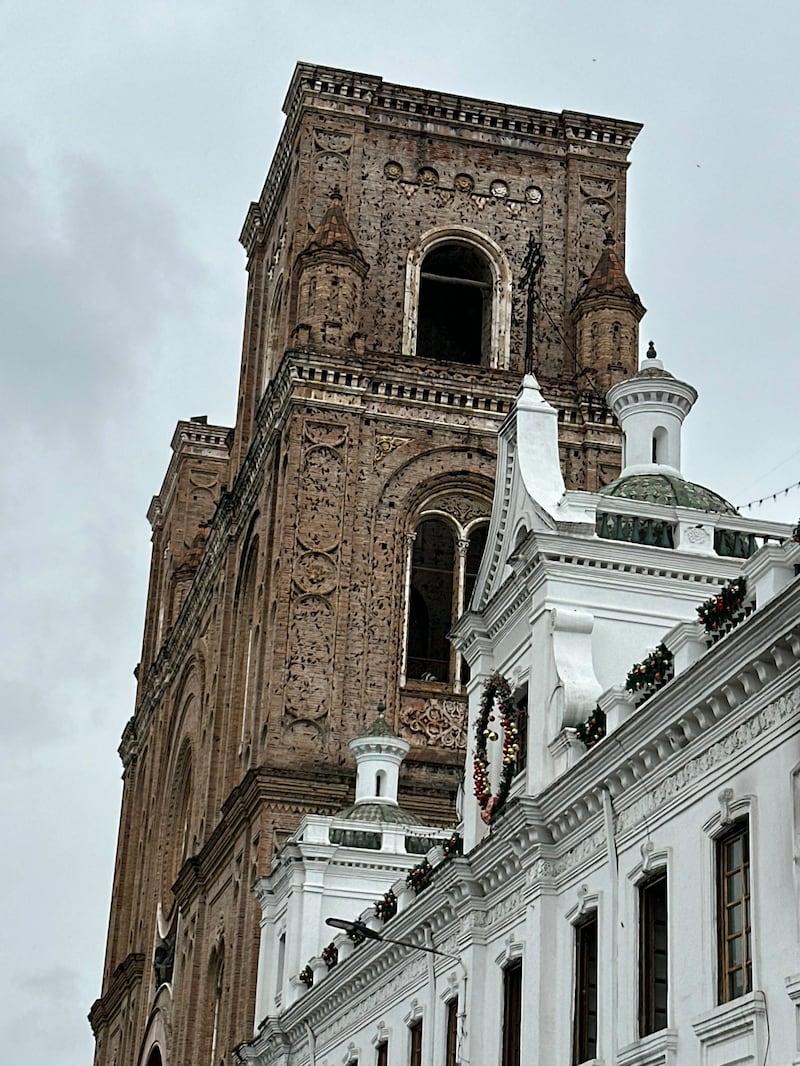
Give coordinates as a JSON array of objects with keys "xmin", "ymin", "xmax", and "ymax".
[
  {"xmin": 349, "ymin": 704, "xmax": 410, "ymax": 807},
  {"xmin": 606, "ymin": 341, "xmax": 697, "ymax": 477}
]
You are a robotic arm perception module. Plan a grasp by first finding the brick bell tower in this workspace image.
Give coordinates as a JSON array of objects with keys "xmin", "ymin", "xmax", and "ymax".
[{"xmin": 90, "ymin": 64, "xmax": 643, "ymax": 1066}]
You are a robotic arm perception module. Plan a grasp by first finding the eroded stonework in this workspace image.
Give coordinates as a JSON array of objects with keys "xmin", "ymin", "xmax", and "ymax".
[{"xmin": 91, "ymin": 64, "xmax": 645, "ymax": 1066}]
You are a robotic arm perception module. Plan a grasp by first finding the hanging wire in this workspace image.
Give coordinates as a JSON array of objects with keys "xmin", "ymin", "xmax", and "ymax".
[{"xmin": 738, "ymin": 479, "xmax": 800, "ymax": 511}]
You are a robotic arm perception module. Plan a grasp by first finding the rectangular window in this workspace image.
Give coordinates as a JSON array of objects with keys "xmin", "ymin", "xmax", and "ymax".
[
  {"xmin": 639, "ymin": 873, "xmax": 668, "ymax": 1035},
  {"xmin": 717, "ymin": 821, "xmax": 752, "ymax": 1002},
  {"xmin": 514, "ymin": 694, "xmax": 528, "ymax": 775},
  {"xmin": 502, "ymin": 960, "xmax": 522, "ymax": 1066},
  {"xmin": 445, "ymin": 998, "xmax": 458, "ymax": 1066},
  {"xmin": 574, "ymin": 914, "xmax": 598, "ymax": 1064},
  {"xmin": 376, "ymin": 1044, "xmax": 388, "ymax": 1066},
  {"xmin": 409, "ymin": 1019, "xmax": 423, "ymax": 1066}
]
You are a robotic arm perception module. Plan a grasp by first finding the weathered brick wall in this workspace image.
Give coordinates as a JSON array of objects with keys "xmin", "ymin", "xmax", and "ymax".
[{"xmin": 93, "ymin": 66, "xmax": 645, "ymax": 1066}]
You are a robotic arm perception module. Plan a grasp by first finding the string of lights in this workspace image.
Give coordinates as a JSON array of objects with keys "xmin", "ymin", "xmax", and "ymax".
[{"xmin": 738, "ymin": 479, "xmax": 800, "ymax": 511}]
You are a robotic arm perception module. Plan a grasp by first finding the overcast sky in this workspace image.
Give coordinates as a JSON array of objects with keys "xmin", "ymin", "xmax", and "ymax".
[{"xmin": 1, "ymin": 2, "xmax": 798, "ymax": 1062}]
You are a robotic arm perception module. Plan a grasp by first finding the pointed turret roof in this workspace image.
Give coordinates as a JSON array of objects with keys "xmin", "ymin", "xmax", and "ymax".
[
  {"xmin": 357, "ymin": 702, "xmax": 397, "ymax": 739},
  {"xmin": 576, "ymin": 233, "xmax": 644, "ymax": 311},
  {"xmin": 302, "ymin": 185, "xmax": 366, "ymax": 262},
  {"xmin": 580, "ymin": 234, "xmax": 638, "ymax": 300}
]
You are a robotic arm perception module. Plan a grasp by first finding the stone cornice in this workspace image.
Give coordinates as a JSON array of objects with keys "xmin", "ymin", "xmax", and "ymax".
[
  {"xmin": 242, "ymin": 63, "xmax": 641, "ymax": 258},
  {"xmin": 88, "ymin": 952, "xmax": 145, "ymax": 1033}
]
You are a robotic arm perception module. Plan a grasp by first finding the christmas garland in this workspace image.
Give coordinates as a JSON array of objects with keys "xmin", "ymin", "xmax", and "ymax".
[
  {"xmin": 321, "ymin": 942, "xmax": 338, "ymax": 969},
  {"xmin": 625, "ymin": 643, "xmax": 673, "ymax": 703},
  {"xmin": 406, "ymin": 858, "xmax": 434, "ymax": 895},
  {"xmin": 374, "ymin": 889, "xmax": 397, "ymax": 922},
  {"xmin": 575, "ymin": 706, "xmax": 606, "ymax": 749},
  {"xmin": 697, "ymin": 577, "xmax": 748, "ymax": 636},
  {"xmin": 442, "ymin": 831, "xmax": 463, "ymax": 859},
  {"xmin": 473, "ymin": 672, "xmax": 520, "ymax": 823}
]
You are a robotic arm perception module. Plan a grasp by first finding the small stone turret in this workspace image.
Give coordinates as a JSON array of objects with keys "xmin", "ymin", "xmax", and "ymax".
[
  {"xmin": 349, "ymin": 704, "xmax": 410, "ymax": 808},
  {"xmin": 572, "ymin": 235, "xmax": 646, "ymax": 392},
  {"xmin": 606, "ymin": 341, "xmax": 697, "ymax": 477},
  {"xmin": 292, "ymin": 186, "xmax": 369, "ymax": 349}
]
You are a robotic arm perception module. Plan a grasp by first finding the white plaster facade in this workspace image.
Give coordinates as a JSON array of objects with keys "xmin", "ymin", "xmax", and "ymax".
[{"xmin": 235, "ymin": 356, "xmax": 800, "ymax": 1066}]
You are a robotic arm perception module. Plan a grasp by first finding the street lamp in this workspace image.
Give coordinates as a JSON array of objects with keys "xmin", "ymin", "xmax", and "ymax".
[{"xmin": 325, "ymin": 917, "xmax": 460, "ymax": 961}]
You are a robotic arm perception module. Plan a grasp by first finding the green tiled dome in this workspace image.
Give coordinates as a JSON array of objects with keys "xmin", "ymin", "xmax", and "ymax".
[
  {"xmin": 333, "ymin": 801, "xmax": 422, "ymax": 826},
  {"xmin": 599, "ymin": 472, "xmax": 737, "ymax": 515}
]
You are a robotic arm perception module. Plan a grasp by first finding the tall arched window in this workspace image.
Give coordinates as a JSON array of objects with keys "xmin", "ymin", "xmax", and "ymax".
[
  {"xmin": 403, "ymin": 226, "xmax": 512, "ymax": 369},
  {"xmin": 416, "ymin": 243, "xmax": 493, "ymax": 364},
  {"xmin": 232, "ymin": 535, "xmax": 260, "ymax": 759},
  {"xmin": 403, "ymin": 509, "xmax": 490, "ymax": 690}
]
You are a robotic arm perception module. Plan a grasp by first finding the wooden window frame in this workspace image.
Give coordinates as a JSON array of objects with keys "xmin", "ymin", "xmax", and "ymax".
[
  {"xmin": 717, "ymin": 819, "xmax": 752, "ymax": 1003},
  {"xmin": 445, "ymin": 997, "xmax": 458, "ymax": 1066},
  {"xmin": 501, "ymin": 959, "xmax": 522, "ymax": 1066},
  {"xmin": 573, "ymin": 913, "xmax": 598, "ymax": 1064},
  {"xmin": 409, "ymin": 1018, "xmax": 423, "ymax": 1066},
  {"xmin": 639, "ymin": 871, "xmax": 668, "ymax": 1036}
]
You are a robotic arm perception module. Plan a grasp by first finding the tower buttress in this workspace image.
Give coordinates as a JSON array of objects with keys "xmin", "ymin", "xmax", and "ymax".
[
  {"xmin": 572, "ymin": 235, "xmax": 646, "ymax": 394},
  {"xmin": 291, "ymin": 186, "xmax": 368, "ymax": 349}
]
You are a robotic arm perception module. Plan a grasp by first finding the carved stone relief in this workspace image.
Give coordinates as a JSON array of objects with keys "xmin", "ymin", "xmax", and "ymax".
[
  {"xmin": 284, "ymin": 420, "xmax": 348, "ymax": 723},
  {"xmin": 578, "ymin": 174, "xmax": 618, "ymax": 279},
  {"xmin": 374, "ymin": 435, "xmax": 412, "ymax": 465},
  {"xmin": 399, "ymin": 695, "xmax": 467, "ymax": 750},
  {"xmin": 421, "ymin": 493, "xmax": 490, "ymax": 525}
]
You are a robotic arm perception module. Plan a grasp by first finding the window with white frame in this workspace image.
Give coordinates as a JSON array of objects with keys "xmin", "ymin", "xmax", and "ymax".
[
  {"xmin": 402, "ymin": 504, "xmax": 489, "ymax": 689},
  {"xmin": 402, "ymin": 227, "xmax": 512, "ymax": 369},
  {"xmin": 717, "ymin": 819, "xmax": 752, "ymax": 1003}
]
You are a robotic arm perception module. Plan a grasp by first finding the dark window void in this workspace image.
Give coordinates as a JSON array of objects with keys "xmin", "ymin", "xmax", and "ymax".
[
  {"xmin": 408, "ymin": 520, "xmax": 489, "ymax": 685},
  {"xmin": 377, "ymin": 1044, "xmax": 388, "ymax": 1066},
  {"xmin": 445, "ymin": 998, "xmax": 458, "ymax": 1066},
  {"xmin": 717, "ymin": 821, "xmax": 752, "ymax": 1002},
  {"xmin": 408, "ymin": 519, "xmax": 455, "ymax": 681},
  {"xmin": 502, "ymin": 961, "xmax": 522, "ymax": 1066},
  {"xmin": 514, "ymin": 692, "xmax": 528, "ymax": 776},
  {"xmin": 574, "ymin": 914, "xmax": 598, "ymax": 1064},
  {"xmin": 416, "ymin": 242, "xmax": 492, "ymax": 365},
  {"xmin": 640, "ymin": 873, "xmax": 668, "ymax": 1035},
  {"xmin": 409, "ymin": 1020, "xmax": 423, "ymax": 1066}
]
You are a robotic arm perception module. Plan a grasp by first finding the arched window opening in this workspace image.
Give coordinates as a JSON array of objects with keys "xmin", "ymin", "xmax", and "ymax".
[
  {"xmin": 275, "ymin": 932, "xmax": 286, "ymax": 1005},
  {"xmin": 375, "ymin": 770, "xmax": 386, "ymax": 797},
  {"xmin": 145, "ymin": 1050, "xmax": 163, "ymax": 1066},
  {"xmin": 407, "ymin": 519, "xmax": 455, "ymax": 681},
  {"xmin": 464, "ymin": 524, "xmax": 489, "ymax": 608},
  {"xmin": 405, "ymin": 514, "xmax": 491, "ymax": 689},
  {"xmin": 233, "ymin": 537, "xmax": 260, "ymax": 758},
  {"xmin": 652, "ymin": 426, "xmax": 668, "ymax": 465},
  {"xmin": 208, "ymin": 947, "xmax": 225, "ymax": 1066},
  {"xmin": 263, "ymin": 281, "xmax": 284, "ymax": 390},
  {"xmin": 416, "ymin": 243, "xmax": 493, "ymax": 365}
]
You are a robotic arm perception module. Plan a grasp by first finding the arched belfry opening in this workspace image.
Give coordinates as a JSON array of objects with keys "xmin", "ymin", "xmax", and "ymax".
[
  {"xmin": 403, "ymin": 226, "xmax": 512, "ymax": 369},
  {"xmin": 416, "ymin": 242, "xmax": 493, "ymax": 365}
]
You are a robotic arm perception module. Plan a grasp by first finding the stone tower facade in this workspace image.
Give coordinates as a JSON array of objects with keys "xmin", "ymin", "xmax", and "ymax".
[{"xmin": 90, "ymin": 64, "xmax": 643, "ymax": 1066}]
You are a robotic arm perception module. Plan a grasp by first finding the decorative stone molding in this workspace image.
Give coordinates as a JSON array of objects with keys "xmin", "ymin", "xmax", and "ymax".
[
  {"xmin": 618, "ymin": 1028, "xmax": 678, "ymax": 1066},
  {"xmin": 550, "ymin": 608, "xmax": 603, "ymax": 730},
  {"xmin": 701, "ymin": 791, "xmax": 755, "ymax": 839},
  {"xmin": 566, "ymin": 884, "xmax": 600, "ymax": 925},
  {"xmin": 626, "ymin": 843, "xmax": 670, "ymax": 884},
  {"xmin": 691, "ymin": 991, "xmax": 768, "ymax": 1066}
]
